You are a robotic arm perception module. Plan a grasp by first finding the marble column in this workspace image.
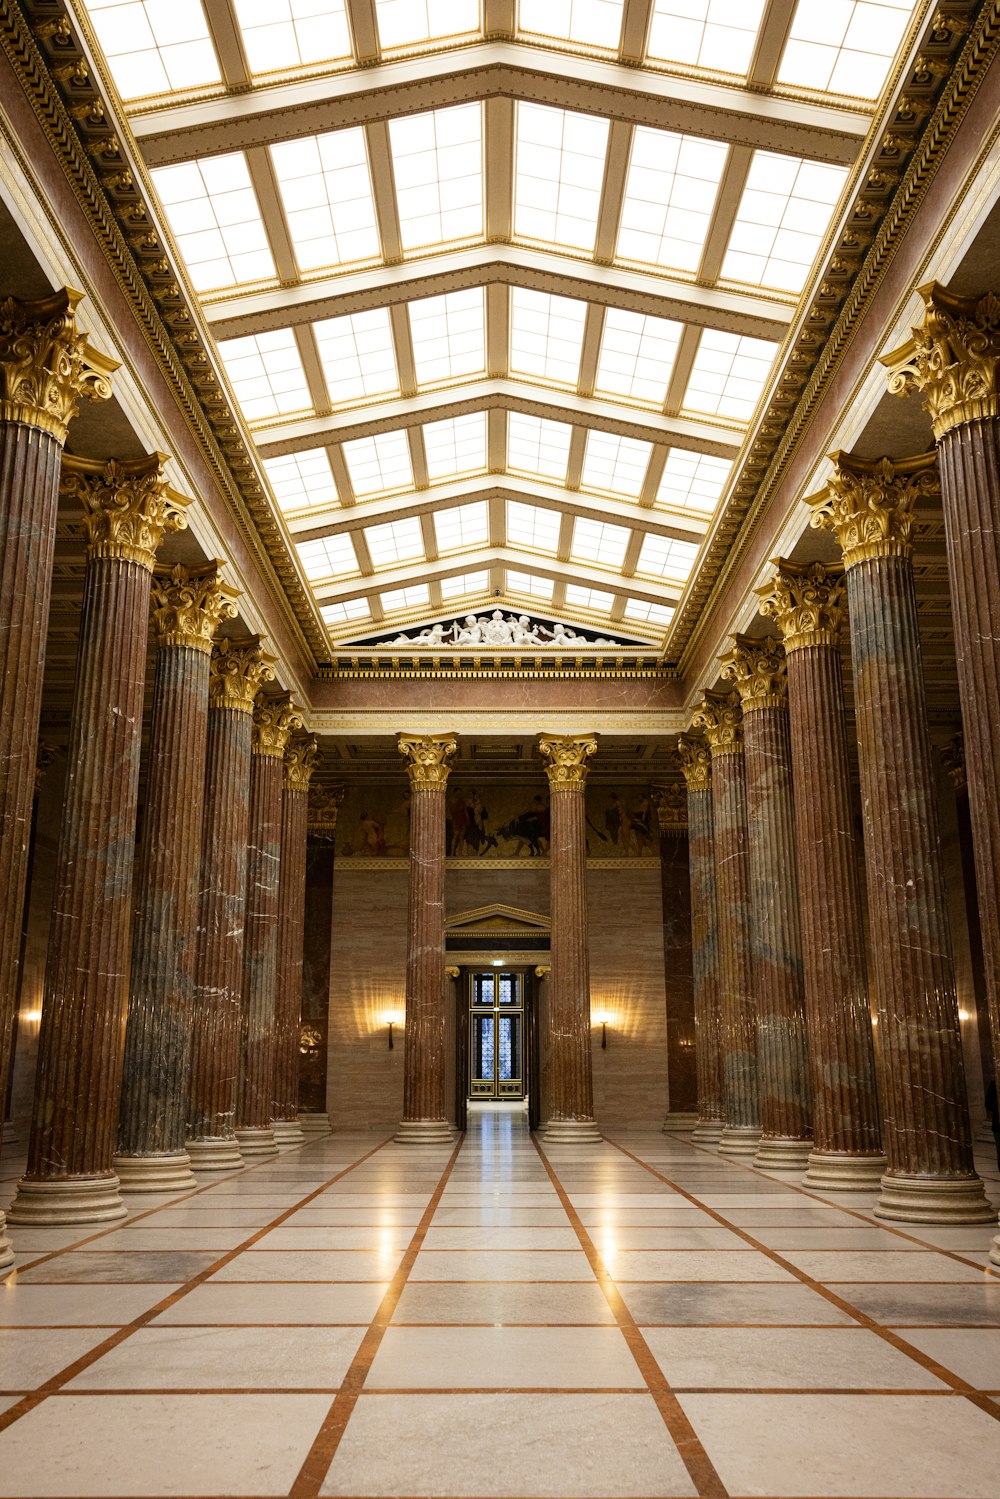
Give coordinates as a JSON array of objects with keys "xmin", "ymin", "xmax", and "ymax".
[
  {"xmin": 677, "ymin": 736, "xmax": 726, "ymax": 1143},
  {"xmin": 187, "ymin": 638, "xmax": 274, "ymax": 1170},
  {"xmin": 272, "ymin": 733, "xmax": 318, "ymax": 1148},
  {"xmin": 691, "ymin": 693, "xmax": 760, "ymax": 1155},
  {"xmin": 810, "ymin": 451, "xmax": 992, "ymax": 1222},
  {"xmin": 9, "ymin": 455, "xmax": 188, "ymax": 1225},
  {"xmin": 651, "ymin": 782, "xmax": 697, "ymax": 1128},
  {"xmin": 758, "ymin": 560, "xmax": 885, "ymax": 1188},
  {"xmin": 114, "ymin": 564, "xmax": 238, "ymax": 1191},
  {"xmin": 722, "ymin": 635, "xmax": 812, "ymax": 1170},
  {"xmin": 299, "ymin": 785, "xmax": 344, "ymax": 1131},
  {"xmin": 883, "ymin": 285, "xmax": 1000, "ymax": 1253},
  {"xmin": 237, "ymin": 694, "xmax": 302, "ymax": 1159},
  {"xmin": 395, "ymin": 733, "xmax": 458, "ymax": 1144},
  {"xmin": 538, "ymin": 733, "xmax": 602, "ymax": 1144},
  {"xmin": 0, "ymin": 290, "xmax": 114, "ymax": 1257}
]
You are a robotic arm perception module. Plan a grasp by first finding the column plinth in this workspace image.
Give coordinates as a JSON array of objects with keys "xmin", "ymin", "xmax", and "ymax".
[
  {"xmin": 9, "ymin": 454, "xmax": 188, "ymax": 1226},
  {"xmin": 810, "ymin": 452, "xmax": 992, "ymax": 1223},
  {"xmin": 272, "ymin": 734, "xmax": 317, "ymax": 1149},
  {"xmin": 677, "ymin": 739, "xmax": 725, "ymax": 1143}
]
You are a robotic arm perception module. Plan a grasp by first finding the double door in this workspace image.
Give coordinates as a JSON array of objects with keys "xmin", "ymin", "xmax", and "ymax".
[{"xmin": 469, "ymin": 970, "xmax": 524, "ymax": 1100}]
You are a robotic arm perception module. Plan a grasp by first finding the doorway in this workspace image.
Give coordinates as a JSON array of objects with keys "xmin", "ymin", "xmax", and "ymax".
[{"xmin": 470, "ymin": 970, "xmax": 524, "ymax": 1100}]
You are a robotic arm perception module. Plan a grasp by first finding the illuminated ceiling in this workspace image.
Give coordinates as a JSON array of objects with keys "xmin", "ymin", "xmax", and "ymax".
[{"xmin": 76, "ymin": 0, "xmax": 922, "ymax": 650}]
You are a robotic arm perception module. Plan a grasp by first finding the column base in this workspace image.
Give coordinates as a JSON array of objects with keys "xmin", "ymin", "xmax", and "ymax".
[
  {"xmin": 299, "ymin": 1112, "xmax": 331, "ymax": 1133},
  {"xmin": 186, "ymin": 1136, "xmax": 244, "ymax": 1172},
  {"xmin": 0, "ymin": 1211, "xmax": 13, "ymax": 1269},
  {"xmin": 754, "ymin": 1136, "xmax": 813, "ymax": 1171},
  {"xmin": 875, "ymin": 1171, "xmax": 997, "ymax": 1224},
  {"xmin": 394, "ymin": 1119, "xmax": 456, "ymax": 1145},
  {"xmin": 718, "ymin": 1126, "xmax": 761, "ymax": 1156},
  {"xmin": 804, "ymin": 1151, "xmax": 887, "ymax": 1190},
  {"xmin": 662, "ymin": 1112, "xmax": 697, "ymax": 1132},
  {"xmin": 542, "ymin": 1118, "xmax": 603, "ymax": 1144},
  {"xmin": 692, "ymin": 1117, "xmax": 726, "ymax": 1144},
  {"xmin": 990, "ymin": 1229, "xmax": 1000, "ymax": 1268},
  {"xmin": 113, "ymin": 1152, "xmax": 197, "ymax": 1193},
  {"xmin": 7, "ymin": 1174, "xmax": 127, "ymax": 1226},
  {"xmin": 235, "ymin": 1127, "xmax": 278, "ymax": 1159},
  {"xmin": 271, "ymin": 1119, "xmax": 306, "ymax": 1150}
]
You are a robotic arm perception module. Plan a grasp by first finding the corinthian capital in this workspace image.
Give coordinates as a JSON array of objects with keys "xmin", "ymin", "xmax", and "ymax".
[
  {"xmin": 691, "ymin": 691, "xmax": 743, "ymax": 756},
  {"xmin": 677, "ymin": 735, "xmax": 711, "ymax": 791},
  {"xmin": 284, "ymin": 733, "xmax": 318, "ymax": 792},
  {"xmin": 757, "ymin": 559, "xmax": 846, "ymax": 651},
  {"xmin": 881, "ymin": 282, "xmax": 1000, "ymax": 439},
  {"xmin": 398, "ymin": 732, "xmax": 458, "ymax": 789},
  {"xmin": 808, "ymin": 450, "xmax": 938, "ymax": 567},
  {"xmin": 308, "ymin": 783, "xmax": 345, "ymax": 839},
  {"xmin": 253, "ymin": 693, "xmax": 303, "ymax": 759},
  {"xmin": 62, "ymin": 452, "xmax": 189, "ymax": 570},
  {"xmin": 151, "ymin": 562, "xmax": 240, "ymax": 652},
  {"xmin": 652, "ymin": 781, "xmax": 687, "ymax": 833},
  {"xmin": 720, "ymin": 633, "xmax": 787, "ymax": 712},
  {"xmin": 209, "ymin": 636, "xmax": 275, "ymax": 713},
  {"xmin": 538, "ymin": 733, "xmax": 597, "ymax": 791},
  {"xmin": 0, "ymin": 289, "xmax": 117, "ymax": 442}
]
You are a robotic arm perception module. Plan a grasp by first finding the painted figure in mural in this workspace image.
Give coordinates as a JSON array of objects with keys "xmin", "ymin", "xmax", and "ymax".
[
  {"xmin": 357, "ymin": 810, "xmax": 387, "ymax": 856},
  {"xmin": 496, "ymin": 794, "xmax": 551, "ymax": 857},
  {"xmin": 626, "ymin": 792, "xmax": 655, "ymax": 856},
  {"xmin": 446, "ymin": 789, "xmax": 499, "ymax": 855}
]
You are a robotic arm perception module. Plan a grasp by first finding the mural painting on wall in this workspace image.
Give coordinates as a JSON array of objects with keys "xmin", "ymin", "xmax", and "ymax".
[{"xmin": 336, "ymin": 783, "xmax": 658, "ymax": 859}]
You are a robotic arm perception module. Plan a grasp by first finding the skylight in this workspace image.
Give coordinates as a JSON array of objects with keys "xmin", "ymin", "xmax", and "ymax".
[
  {"xmin": 625, "ymin": 598, "xmax": 674, "ymax": 625},
  {"xmin": 322, "ymin": 598, "xmax": 370, "ymax": 624},
  {"xmin": 151, "ymin": 156, "xmax": 274, "ymax": 294},
  {"xmin": 618, "ymin": 128, "xmax": 728, "ymax": 273},
  {"xmin": 594, "ymin": 309, "xmax": 682, "ymax": 406},
  {"xmin": 263, "ymin": 450, "xmax": 339, "ymax": 513},
  {"xmin": 423, "ymin": 413, "xmax": 488, "ymax": 480},
  {"xmin": 566, "ymin": 584, "xmax": 615, "ymax": 612},
  {"xmin": 342, "ymin": 431, "xmax": 414, "ymax": 495},
  {"xmin": 375, "ymin": 0, "xmax": 481, "ymax": 50},
  {"xmin": 388, "ymin": 105, "xmax": 484, "ymax": 251},
  {"xmin": 270, "ymin": 130, "xmax": 380, "ymax": 273},
  {"xmin": 571, "ymin": 517, "xmax": 631, "ymax": 569},
  {"xmin": 442, "ymin": 570, "xmax": 490, "ymax": 599},
  {"xmin": 434, "ymin": 501, "xmax": 490, "ymax": 553},
  {"xmin": 656, "ymin": 449, "xmax": 732, "ymax": 511},
  {"xmin": 507, "ymin": 413, "xmax": 573, "ymax": 481},
  {"xmin": 296, "ymin": 534, "xmax": 360, "ymax": 582},
  {"xmin": 409, "ymin": 289, "xmax": 486, "ymax": 386},
  {"xmin": 382, "ymin": 583, "xmax": 431, "ymax": 611},
  {"xmin": 507, "ymin": 571, "xmax": 554, "ymax": 602},
  {"xmin": 83, "ymin": 0, "xmax": 220, "ymax": 101},
  {"xmin": 313, "ymin": 309, "xmax": 399, "ymax": 404},
  {"xmin": 232, "ymin": 0, "xmax": 352, "ymax": 74},
  {"xmin": 519, "ymin": 0, "xmax": 624, "ymax": 50},
  {"xmin": 683, "ymin": 330, "xmax": 777, "ymax": 421},
  {"xmin": 217, "ymin": 330, "xmax": 311, "ymax": 423},
  {"xmin": 365, "ymin": 514, "xmax": 425, "ymax": 565},
  {"xmin": 580, "ymin": 430, "xmax": 652, "ymax": 498},
  {"xmin": 721, "ymin": 153, "xmax": 848, "ymax": 294},
  {"xmin": 514, "ymin": 104, "xmax": 610, "ymax": 253},
  {"xmin": 509, "ymin": 289, "xmax": 587, "ymax": 386},
  {"xmin": 646, "ymin": 0, "xmax": 766, "ymax": 75},
  {"xmin": 776, "ymin": 0, "xmax": 916, "ymax": 99},
  {"xmin": 507, "ymin": 501, "xmax": 562, "ymax": 554},
  {"xmin": 636, "ymin": 534, "xmax": 701, "ymax": 580}
]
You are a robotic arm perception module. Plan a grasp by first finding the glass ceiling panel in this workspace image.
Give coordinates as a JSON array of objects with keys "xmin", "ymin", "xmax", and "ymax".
[
  {"xmin": 618, "ymin": 128, "xmax": 728, "ymax": 273},
  {"xmin": 382, "ymin": 582, "xmax": 431, "ymax": 610},
  {"xmin": 409, "ymin": 289, "xmax": 486, "ymax": 385},
  {"xmin": 83, "ymin": 0, "xmax": 221, "ymax": 102},
  {"xmin": 636, "ymin": 533, "xmax": 701, "ymax": 580},
  {"xmin": 514, "ymin": 104, "xmax": 610, "ymax": 253},
  {"xmin": 151, "ymin": 156, "xmax": 274, "ymax": 295},
  {"xmin": 314, "ymin": 308, "xmax": 399, "ymax": 403},
  {"xmin": 507, "ymin": 501, "xmax": 562, "ymax": 553},
  {"xmin": 507, "ymin": 570, "xmax": 554, "ymax": 601},
  {"xmin": 434, "ymin": 501, "xmax": 490, "ymax": 552},
  {"xmin": 566, "ymin": 583, "xmax": 615, "ymax": 612},
  {"xmin": 777, "ymin": 0, "xmax": 916, "ymax": 98},
  {"xmin": 271, "ymin": 130, "xmax": 380, "ymax": 273},
  {"xmin": 217, "ymin": 330, "xmax": 311, "ymax": 423},
  {"xmin": 232, "ymin": 0, "xmax": 352, "ymax": 74},
  {"xmin": 594, "ymin": 308, "xmax": 682, "ymax": 407},
  {"xmin": 375, "ymin": 0, "xmax": 481, "ymax": 50},
  {"xmin": 721, "ymin": 152, "xmax": 848, "ymax": 294},
  {"xmin": 581, "ymin": 430, "xmax": 652, "ymax": 498},
  {"xmin": 519, "ymin": 0, "xmax": 624, "ymax": 50},
  {"xmin": 646, "ymin": 0, "xmax": 766, "ymax": 75},
  {"xmin": 509, "ymin": 289, "xmax": 587, "ymax": 386},
  {"xmin": 296, "ymin": 533, "xmax": 360, "ymax": 582},
  {"xmin": 625, "ymin": 597, "xmax": 674, "ymax": 624},
  {"xmin": 263, "ymin": 449, "xmax": 339, "ymax": 513},
  {"xmin": 388, "ymin": 105, "xmax": 484, "ymax": 252},
  {"xmin": 365, "ymin": 514, "xmax": 425, "ymax": 565},
  {"xmin": 507, "ymin": 413, "xmax": 573, "ymax": 481},
  {"xmin": 342, "ymin": 430, "xmax": 414, "ymax": 495},
  {"xmin": 656, "ymin": 449, "xmax": 732, "ymax": 511},
  {"xmin": 423, "ymin": 413, "xmax": 488, "ymax": 480},
  {"xmin": 323, "ymin": 597, "xmax": 370, "ymax": 624},
  {"xmin": 683, "ymin": 330, "xmax": 777, "ymax": 421},
  {"xmin": 571, "ymin": 517, "xmax": 631, "ymax": 569},
  {"xmin": 442, "ymin": 569, "xmax": 490, "ymax": 599}
]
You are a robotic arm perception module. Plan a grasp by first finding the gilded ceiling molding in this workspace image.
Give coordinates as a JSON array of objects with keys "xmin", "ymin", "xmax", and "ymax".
[
  {"xmin": 757, "ymin": 559, "xmax": 846, "ymax": 652},
  {"xmin": 691, "ymin": 691, "xmax": 743, "ymax": 756},
  {"xmin": 881, "ymin": 280, "xmax": 1000, "ymax": 437},
  {"xmin": 0, "ymin": 287, "xmax": 116, "ymax": 440},
  {"xmin": 209, "ymin": 636, "xmax": 275, "ymax": 714},
  {"xmin": 538, "ymin": 733, "xmax": 597, "ymax": 791},
  {"xmin": 808, "ymin": 450, "xmax": 939, "ymax": 566},
  {"xmin": 151, "ymin": 561, "xmax": 239, "ymax": 653},
  {"xmin": 252, "ymin": 694, "xmax": 303, "ymax": 759},
  {"xmin": 61, "ymin": 452, "xmax": 188, "ymax": 569},
  {"xmin": 652, "ymin": 781, "xmax": 688, "ymax": 834},
  {"xmin": 307, "ymin": 783, "xmax": 346, "ymax": 838},
  {"xmin": 284, "ymin": 733, "xmax": 319, "ymax": 792},
  {"xmin": 720, "ymin": 634, "xmax": 788, "ymax": 712},
  {"xmin": 398, "ymin": 732, "xmax": 459, "ymax": 789},
  {"xmin": 677, "ymin": 734, "xmax": 712, "ymax": 792}
]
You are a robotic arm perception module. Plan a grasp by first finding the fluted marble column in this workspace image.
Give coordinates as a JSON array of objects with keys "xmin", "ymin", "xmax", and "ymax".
[
  {"xmin": 722, "ymin": 635, "xmax": 812, "ymax": 1170},
  {"xmin": 0, "ymin": 291, "xmax": 114, "ymax": 1257},
  {"xmin": 187, "ymin": 638, "xmax": 274, "ymax": 1170},
  {"xmin": 651, "ymin": 781, "xmax": 697, "ymax": 1128},
  {"xmin": 810, "ymin": 451, "xmax": 992, "ymax": 1222},
  {"xmin": 10, "ymin": 455, "xmax": 188, "ymax": 1225},
  {"xmin": 272, "ymin": 733, "xmax": 317, "ymax": 1148},
  {"xmin": 884, "ymin": 285, "xmax": 1000, "ymax": 1255},
  {"xmin": 677, "ymin": 736, "xmax": 726, "ymax": 1143},
  {"xmin": 299, "ymin": 785, "xmax": 344, "ymax": 1131},
  {"xmin": 396, "ymin": 733, "xmax": 458, "ymax": 1144},
  {"xmin": 692, "ymin": 693, "xmax": 760, "ymax": 1155},
  {"xmin": 237, "ymin": 694, "xmax": 302, "ymax": 1159},
  {"xmin": 539, "ymin": 733, "xmax": 602, "ymax": 1144},
  {"xmin": 758, "ymin": 560, "xmax": 885, "ymax": 1188},
  {"xmin": 114, "ymin": 565, "xmax": 238, "ymax": 1191}
]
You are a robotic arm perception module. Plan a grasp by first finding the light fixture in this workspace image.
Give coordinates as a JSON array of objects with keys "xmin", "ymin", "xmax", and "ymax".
[
  {"xmin": 382, "ymin": 1010, "xmax": 404, "ymax": 1049},
  {"xmin": 958, "ymin": 1008, "xmax": 970, "ymax": 1022},
  {"xmin": 491, "ymin": 957, "xmax": 503, "ymax": 967},
  {"xmin": 592, "ymin": 1009, "xmax": 612, "ymax": 1049}
]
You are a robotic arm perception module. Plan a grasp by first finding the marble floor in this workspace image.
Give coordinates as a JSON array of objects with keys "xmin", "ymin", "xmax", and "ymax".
[{"xmin": 1, "ymin": 1111, "xmax": 999, "ymax": 1499}]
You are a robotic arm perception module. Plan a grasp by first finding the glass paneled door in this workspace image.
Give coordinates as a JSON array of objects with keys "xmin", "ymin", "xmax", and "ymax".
[{"xmin": 469, "ymin": 971, "xmax": 524, "ymax": 1099}]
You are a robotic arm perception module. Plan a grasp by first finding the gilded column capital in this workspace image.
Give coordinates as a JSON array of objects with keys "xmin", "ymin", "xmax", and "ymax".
[
  {"xmin": 538, "ymin": 733, "xmax": 597, "ymax": 791},
  {"xmin": 720, "ymin": 633, "xmax": 787, "ymax": 712},
  {"xmin": 151, "ymin": 562, "xmax": 240, "ymax": 653},
  {"xmin": 757, "ymin": 558, "xmax": 846, "ymax": 651},
  {"xmin": 308, "ymin": 783, "xmax": 345, "ymax": 840},
  {"xmin": 690, "ymin": 691, "xmax": 743, "ymax": 756},
  {"xmin": 209, "ymin": 636, "xmax": 275, "ymax": 714},
  {"xmin": 940, "ymin": 732, "xmax": 966, "ymax": 792},
  {"xmin": 61, "ymin": 452, "xmax": 189, "ymax": 570},
  {"xmin": 652, "ymin": 781, "xmax": 688, "ymax": 834},
  {"xmin": 677, "ymin": 734, "xmax": 712, "ymax": 791},
  {"xmin": 808, "ymin": 451, "xmax": 938, "ymax": 567},
  {"xmin": 252, "ymin": 693, "xmax": 303, "ymax": 759},
  {"xmin": 284, "ymin": 733, "xmax": 318, "ymax": 792},
  {"xmin": 0, "ymin": 288, "xmax": 117, "ymax": 442},
  {"xmin": 881, "ymin": 282, "xmax": 1000, "ymax": 439},
  {"xmin": 398, "ymin": 732, "xmax": 458, "ymax": 790}
]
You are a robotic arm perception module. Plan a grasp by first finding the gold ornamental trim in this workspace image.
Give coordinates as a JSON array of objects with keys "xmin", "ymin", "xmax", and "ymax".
[
  {"xmin": 61, "ymin": 452, "xmax": 189, "ymax": 570},
  {"xmin": 882, "ymin": 281, "xmax": 1000, "ymax": 439},
  {"xmin": 652, "ymin": 781, "xmax": 688, "ymax": 834},
  {"xmin": 691, "ymin": 691, "xmax": 743, "ymax": 757},
  {"xmin": 538, "ymin": 733, "xmax": 597, "ymax": 791},
  {"xmin": 757, "ymin": 559, "xmax": 846, "ymax": 652},
  {"xmin": 308, "ymin": 782, "xmax": 345, "ymax": 838},
  {"xmin": 808, "ymin": 450, "xmax": 939, "ymax": 568},
  {"xmin": 151, "ymin": 561, "xmax": 239, "ymax": 653},
  {"xmin": 284, "ymin": 732, "xmax": 318, "ymax": 792},
  {"xmin": 398, "ymin": 732, "xmax": 458, "ymax": 790},
  {"xmin": 720, "ymin": 633, "xmax": 788, "ymax": 712},
  {"xmin": 253, "ymin": 693, "xmax": 303, "ymax": 760},
  {"xmin": 677, "ymin": 734, "xmax": 712, "ymax": 792},
  {"xmin": 0, "ymin": 288, "xmax": 116, "ymax": 442},
  {"xmin": 209, "ymin": 636, "xmax": 275, "ymax": 714}
]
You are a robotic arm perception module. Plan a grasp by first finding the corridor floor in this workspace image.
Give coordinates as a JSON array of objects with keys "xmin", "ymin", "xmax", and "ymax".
[{"xmin": 1, "ymin": 1112, "xmax": 1000, "ymax": 1498}]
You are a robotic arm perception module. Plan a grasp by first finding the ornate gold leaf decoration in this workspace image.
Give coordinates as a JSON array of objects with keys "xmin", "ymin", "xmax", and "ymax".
[
  {"xmin": 398, "ymin": 732, "xmax": 459, "ymax": 790},
  {"xmin": 538, "ymin": 733, "xmax": 597, "ymax": 791},
  {"xmin": 882, "ymin": 282, "xmax": 1000, "ymax": 438},
  {"xmin": 677, "ymin": 735, "xmax": 712, "ymax": 792},
  {"xmin": 0, "ymin": 288, "xmax": 116, "ymax": 441},
  {"xmin": 61, "ymin": 452, "xmax": 189, "ymax": 570},
  {"xmin": 253, "ymin": 693, "xmax": 303, "ymax": 759},
  {"xmin": 307, "ymin": 783, "xmax": 345, "ymax": 838},
  {"xmin": 652, "ymin": 781, "xmax": 688, "ymax": 833},
  {"xmin": 808, "ymin": 451, "xmax": 939, "ymax": 567},
  {"xmin": 757, "ymin": 559, "xmax": 846, "ymax": 652},
  {"xmin": 209, "ymin": 636, "xmax": 275, "ymax": 714},
  {"xmin": 151, "ymin": 561, "xmax": 239, "ymax": 652},
  {"xmin": 284, "ymin": 733, "xmax": 318, "ymax": 792},
  {"xmin": 720, "ymin": 633, "xmax": 788, "ymax": 712},
  {"xmin": 691, "ymin": 691, "xmax": 743, "ymax": 756}
]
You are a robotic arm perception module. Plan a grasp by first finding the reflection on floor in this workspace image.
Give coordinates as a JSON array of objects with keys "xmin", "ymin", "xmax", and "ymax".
[{"xmin": 1, "ymin": 1108, "xmax": 1000, "ymax": 1497}]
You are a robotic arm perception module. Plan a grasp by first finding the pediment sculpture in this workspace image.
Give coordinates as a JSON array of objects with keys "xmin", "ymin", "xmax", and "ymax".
[{"xmin": 383, "ymin": 610, "xmax": 622, "ymax": 649}]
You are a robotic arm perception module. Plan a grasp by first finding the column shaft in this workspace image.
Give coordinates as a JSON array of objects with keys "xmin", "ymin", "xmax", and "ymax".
[
  {"xmin": 659, "ymin": 827, "xmax": 697, "ymax": 1125},
  {"xmin": 236, "ymin": 743, "xmax": 285, "ymax": 1158},
  {"xmin": 683, "ymin": 766, "xmax": 725, "ymax": 1142},
  {"xmin": 272, "ymin": 738, "xmax": 315, "ymax": 1147},
  {"xmin": 712, "ymin": 750, "xmax": 760, "ymax": 1153},
  {"xmin": 298, "ymin": 787, "xmax": 342, "ymax": 1130}
]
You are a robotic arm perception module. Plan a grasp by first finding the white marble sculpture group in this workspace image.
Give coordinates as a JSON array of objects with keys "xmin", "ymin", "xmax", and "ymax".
[{"xmin": 386, "ymin": 610, "xmax": 619, "ymax": 649}]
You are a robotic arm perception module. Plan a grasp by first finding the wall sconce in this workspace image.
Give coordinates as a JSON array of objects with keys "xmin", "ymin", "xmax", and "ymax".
[
  {"xmin": 382, "ymin": 1011, "xmax": 404, "ymax": 1050},
  {"xmin": 592, "ymin": 1010, "xmax": 613, "ymax": 1049},
  {"xmin": 958, "ymin": 1009, "xmax": 970, "ymax": 1022}
]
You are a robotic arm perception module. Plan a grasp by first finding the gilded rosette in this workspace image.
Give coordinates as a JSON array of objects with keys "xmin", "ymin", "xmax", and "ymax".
[
  {"xmin": 252, "ymin": 693, "xmax": 304, "ymax": 759},
  {"xmin": 209, "ymin": 636, "xmax": 275, "ymax": 713},
  {"xmin": 62, "ymin": 452, "xmax": 189, "ymax": 570},
  {"xmin": 398, "ymin": 732, "xmax": 458, "ymax": 789},
  {"xmin": 0, "ymin": 288, "xmax": 116, "ymax": 442},
  {"xmin": 284, "ymin": 733, "xmax": 319, "ymax": 792},
  {"xmin": 757, "ymin": 559, "xmax": 846, "ymax": 652},
  {"xmin": 538, "ymin": 733, "xmax": 597, "ymax": 791},
  {"xmin": 691, "ymin": 691, "xmax": 743, "ymax": 756},
  {"xmin": 151, "ymin": 561, "xmax": 239, "ymax": 652},
  {"xmin": 808, "ymin": 451, "xmax": 938, "ymax": 567},
  {"xmin": 881, "ymin": 282, "xmax": 1000, "ymax": 439},
  {"xmin": 720, "ymin": 634, "xmax": 788, "ymax": 713},
  {"xmin": 677, "ymin": 734, "xmax": 712, "ymax": 792}
]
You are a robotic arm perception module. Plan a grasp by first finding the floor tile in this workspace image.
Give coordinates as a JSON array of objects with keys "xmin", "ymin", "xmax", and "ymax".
[
  {"xmin": 82, "ymin": 1226, "xmax": 251, "ymax": 1251},
  {"xmin": 0, "ymin": 1284, "xmax": 178, "ymax": 1327},
  {"xmin": 67, "ymin": 1323, "xmax": 366, "ymax": 1389},
  {"xmin": 367, "ymin": 1325, "xmax": 643, "ymax": 1388},
  {"xmin": 618, "ymin": 1281, "xmax": 854, "ymax": 1325},
  {"xmin": 0, "ymin": 1327, "xmax": 117, "ymax": 1390},
  {"xmin": 391, "ymin": 1281, "xmax": 616, "ymax": 1324},
  {"xmin": 209, "ymin": 1249, "xmax": 403, "ymax": 1281},
  {"xmin": 410, "ymin": 1250, "xmax": 592, "ymax": 1280},
  {"xmin": 420, "ymin": 1226, "xmax": 578, "ymax": 1250},
  {"xmin": 745, "ymin": 1226, "xmax": 924, "ymax": 1251},
  {"xmin": 890, "ymin": 1328, "xmax": 1000, "ymax": 1388},
  {"xmin": 643, "ymin": 1325, "xmax": 944, "ymax": 1389},
  {"xmin": 15, "ymin": 1251, "xmax": 218, "ymax": 1284},
  {"xmin": 151, "ymin": 1281, "xmax": 387, "ymax": 1324},
  {"xmin": 604, "ymin": 1249, "xmax": 794, "ymax": 1281},
  {"xmin": 254, "ymin": 1226, "xmax": 413, "ymax": 1250},
  {"xmin": 779, "ymin": 1250, "xmax": 987, "ymax": 1283},
  {"xmin": 839, "ymin": 1282, "xmax": 1000, "ymax": 1325}
]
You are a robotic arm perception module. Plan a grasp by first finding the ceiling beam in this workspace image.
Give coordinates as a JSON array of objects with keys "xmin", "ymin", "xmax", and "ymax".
[
  {"xmin": 594, "ymin": 122, "xmax": 633, "ymax": 265},
  {"xmin": 364, "ymin": 122, "xmax": 403, "ymax": 263},
  {"xmin": 748, "ymin": 0, "xmax": 800, "ymax": 87},
  {"xmin": 201, "ymin": 0, "xmax": 251, "ymax": 89},
  {"xmin": 346, "ymin": 0, "xmax": 381, "ymax": 67},
  {"xmin": 485, "ymin": 96, "xmax": 514, "ymax": 240},
  {"xmin": 618, "ymin": 0, "xmax": 656, "ymax": 65}
]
